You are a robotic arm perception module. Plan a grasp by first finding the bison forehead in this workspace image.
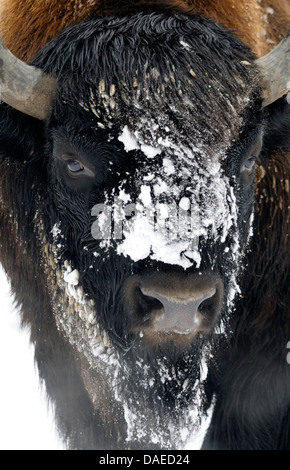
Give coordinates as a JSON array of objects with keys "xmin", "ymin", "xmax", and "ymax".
[{"xmin": 38, "ymin": 13, "xmax": 260, "ymax": 152}]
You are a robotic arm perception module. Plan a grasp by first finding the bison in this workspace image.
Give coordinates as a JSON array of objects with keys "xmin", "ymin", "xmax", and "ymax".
[{"xmin": 0, "ymin": 0, "xmax": 289, "ymax": 450}]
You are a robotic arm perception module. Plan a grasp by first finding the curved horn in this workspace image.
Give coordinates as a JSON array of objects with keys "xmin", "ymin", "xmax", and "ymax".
[
  {"xmin": 256, "ymin": 32, "xmax": 290, "ymax": 107},
  {"xmin": 0, "ymin": 35, "xmax": 56, "ymax": 120}
]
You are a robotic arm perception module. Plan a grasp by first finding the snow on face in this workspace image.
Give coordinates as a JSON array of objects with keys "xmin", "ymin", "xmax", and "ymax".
[{"xmin": 100, "ymin": 123, "xmax": 241, "ymax": 280}]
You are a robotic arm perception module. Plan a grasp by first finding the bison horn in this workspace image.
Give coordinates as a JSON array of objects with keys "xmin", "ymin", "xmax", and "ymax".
[
  {"xmin": 1, "ymin": 30, "xmax": 289, "ymax": 117},
  {"xmin": 256, "ymin": 32, "xmax": 290, "ymax": 107},
  {"xmin": 0, "ymin": 35, "xmax": 56, "ymax": 120}
]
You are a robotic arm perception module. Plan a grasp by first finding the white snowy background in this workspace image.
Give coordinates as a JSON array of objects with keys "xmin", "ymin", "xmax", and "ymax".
[{"xmin": 0, "ymin": 267, "xmax": 64, "ymax": 450}]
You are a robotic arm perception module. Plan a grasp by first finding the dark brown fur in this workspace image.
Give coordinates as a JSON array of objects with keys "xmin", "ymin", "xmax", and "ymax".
[{"xmin": 0, "ymin": 0, "xmax": 289, "ymax": 450}]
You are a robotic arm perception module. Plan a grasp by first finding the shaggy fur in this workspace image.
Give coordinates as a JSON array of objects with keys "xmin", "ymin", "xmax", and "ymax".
[
  {"xmin": 0, "ymin": 1, "xmax": 289, "ymax": 450},
  {"xmin": 202, "ymin": 96, "xmax": 290, "ymax": 449}
]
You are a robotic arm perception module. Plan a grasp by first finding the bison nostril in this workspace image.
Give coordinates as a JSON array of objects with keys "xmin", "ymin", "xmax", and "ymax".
[
  {"xmin": 137, "ymin": 287, "xmax": 163, "ymax": 319},
  {"xmin": 198, "ymin": 294, "xmax": 216, "ymax": 316}
]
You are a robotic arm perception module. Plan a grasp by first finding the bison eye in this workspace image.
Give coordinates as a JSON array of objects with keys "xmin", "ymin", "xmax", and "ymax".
[
  {"xmin": 66, "ymin": 159, "xmax": 84, "ymax": 174},
  {"xmin": 241, "ymin": 132, "xmax": 263, "ymax": 176},
  {"xmin": 244, "ymin": 156, "xmax": 256, "ymax": 171},
  {"xmin": 62, "ymin": 156, "xmax": 95, "ymax": 180}
]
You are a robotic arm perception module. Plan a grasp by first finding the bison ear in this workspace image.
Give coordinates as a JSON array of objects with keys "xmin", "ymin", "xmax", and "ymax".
[
  {"xmin": 0, "ymin": 35, "xmax": 56, "ymax": 120},
  {"xmin": 256, "ymin": 32, "xmax": 290, "ymax": 107}
]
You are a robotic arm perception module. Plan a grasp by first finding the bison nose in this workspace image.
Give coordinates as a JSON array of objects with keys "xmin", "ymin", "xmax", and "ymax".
[
  {"xmin": 140, "ymin": 286, "xmax": 216, "ymax": 335},
  {"xmin": 124, "ymin": 272, "xmax": 224, "ymax": 339}
]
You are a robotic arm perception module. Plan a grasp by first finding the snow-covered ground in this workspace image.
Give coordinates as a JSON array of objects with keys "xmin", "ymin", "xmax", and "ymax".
[{"xmin": 0, "ymin": 268, "xmax": 64, "ymax": 450}]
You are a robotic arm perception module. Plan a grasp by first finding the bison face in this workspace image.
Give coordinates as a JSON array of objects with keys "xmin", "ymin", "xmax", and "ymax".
[
  {"xmin": 33, "ymin": 14, "xmax": 263, "ymax": 444},
  {"xmin": 41, "ymin": 14, "xmax": 262, "ymax": 353},
  {"xmin": 0, "ymin": 13, "xmax": 267, "ymax": 447},
  {"xmin": 49, "ymin": 109, "xmax": 261, "ymax": 353}
]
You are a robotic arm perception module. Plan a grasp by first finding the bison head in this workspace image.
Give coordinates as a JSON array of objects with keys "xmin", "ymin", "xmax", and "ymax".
[{"xmin": 0, "ymin": 13, "xmax": 289, "ymax": 449}]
